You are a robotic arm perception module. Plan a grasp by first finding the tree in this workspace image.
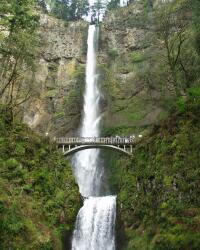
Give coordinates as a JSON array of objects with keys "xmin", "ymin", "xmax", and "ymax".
[
  {"xmin": 51, "ymin": 0, "xmax": 71, "ymax": 21},
  {"xmin": 37, "ymin": 0, "xmax": 48, "ymax": 12},
  {"xmin": 155, "ymin": 0, "xmax": 192, "ymax": 96},
  {"xmin": 192, "ymin": 0, "xmax": 200, "ymax": 53},
  {"xmin": 89, "ymin": 0, "xmax": 107, "ymax": 23},
  {"xmin": 107, "ymin": 0, "xmax": 120, "ymax": 10},
  {"xmin": 50, "ymin": 0, "xmax": 89, "ymax": 21},
  {"xmin": 69, "ymin": 0, "xmax": 89, "ymax": 20},
  {"xmin": 0, "ymin": 0, "xmax": 39, "ymax": 123}
]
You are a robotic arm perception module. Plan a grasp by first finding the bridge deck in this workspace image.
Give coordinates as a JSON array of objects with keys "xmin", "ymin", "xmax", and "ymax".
[{"xmin": 55, "ymin": 137, "xmax": 135, "ymax": 145}]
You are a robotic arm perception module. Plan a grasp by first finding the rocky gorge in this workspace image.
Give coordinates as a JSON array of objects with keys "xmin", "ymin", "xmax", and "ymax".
[
  {"xmin": 28, "ymin": 1, "xmax": 169, "ymax": 139},
  {"xmin": 0, "ymin": 0, "xmax": 200, "ymax": 249}
]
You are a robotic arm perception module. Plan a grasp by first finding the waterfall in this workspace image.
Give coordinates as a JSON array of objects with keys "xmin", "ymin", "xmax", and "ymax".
[
  {"xmin": 72, "ymin": 196, "xmax": 116, "ymax": 250},
  {"xmin": 72, "ymin": 25, "xmax": 103, "ymax": 197},
  {"xmin": 71, "ymin": 6, "xmax": 116, "ymax": 250}
]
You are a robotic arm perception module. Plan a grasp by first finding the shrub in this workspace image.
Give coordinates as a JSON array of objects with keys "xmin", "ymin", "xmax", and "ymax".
[
  {"xmin": 131, "ymin": 52, "xmax": 145, "ymax": 63},
  {"xmin": 107, "ymin": 48, "xmax": 119, "ymax": 60}
]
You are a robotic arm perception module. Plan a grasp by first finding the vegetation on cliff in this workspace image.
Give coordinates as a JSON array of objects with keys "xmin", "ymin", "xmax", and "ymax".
[
  {"xmin": 102, "ymin": 91, "xmax": 200, "ymax": 249},
  {"xmin": 0, "ymin": 108, "xmax": 80, "ymax": 249},
  {"xmin": 116, "ymin": 96, "xmax": 200, "ymax": 250},
  {"xmin": 100, "ymin": 0, "xmax": 200, "ymax": 132},
  {"xmin": 1, "ymin": 0, "xmax": 200, "ymax": 249},
  {"xmin": 0, "ymin": 2, "xmax": 82, "ymax": 249},
  {"xmin": 0, "ymin": 0, "xmax": 39, "ymax": 124},
  {"xmin": 100, "ymin": 1, "xmax": 200, "ymax": 249}
]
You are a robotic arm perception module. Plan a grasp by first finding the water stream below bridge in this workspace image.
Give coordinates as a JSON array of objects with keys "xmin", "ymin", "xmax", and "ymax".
[{"xmin": 71, "ymin": 13, "xmax": 116, "ymax": 250}]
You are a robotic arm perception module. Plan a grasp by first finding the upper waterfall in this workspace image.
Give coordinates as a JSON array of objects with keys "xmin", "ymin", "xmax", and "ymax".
[
  {"xmin": 72, "ymin": 25, "xmax": 103, "ymax": 197},
  {"xmin": 81, "ymin": 25, "xmax": 100, "ymax": 139}
]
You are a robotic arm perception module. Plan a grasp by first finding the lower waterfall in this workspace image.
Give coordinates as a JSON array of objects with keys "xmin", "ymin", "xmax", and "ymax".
[
  {"xmin": 72, "ymin": 196, "xmax": 116, "ymax": 250},
  {"xmin": 71, "ymin": 22, "xmax": 116, "ymax": 250}
]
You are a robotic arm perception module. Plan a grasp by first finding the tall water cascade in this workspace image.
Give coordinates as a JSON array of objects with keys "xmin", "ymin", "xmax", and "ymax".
[
  {"xmin": 72, "ymin": 25, "xmax": 103, "ymax": 197},
  {"xmin": 71, "ymin": 2, "xmax": 116, "ymax": 250}
]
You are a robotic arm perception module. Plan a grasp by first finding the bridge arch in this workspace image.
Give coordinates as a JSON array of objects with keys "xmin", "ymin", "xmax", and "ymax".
[{"xmin": 63, "ymin": 145, "xmax": 132, "ymax": 156}]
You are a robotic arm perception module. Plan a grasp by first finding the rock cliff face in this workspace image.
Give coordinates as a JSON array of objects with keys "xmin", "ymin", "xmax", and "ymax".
[
  {"xmin": 98, "ymin": 1, "xmax": 166, "ymax": 135},
  {"xmin": 23, "ymin": 14, "xmax": 88, "ymax": 137},
  {"xmin": 25, "ymin": 1, "xmax": 167, "ymax": 138}
]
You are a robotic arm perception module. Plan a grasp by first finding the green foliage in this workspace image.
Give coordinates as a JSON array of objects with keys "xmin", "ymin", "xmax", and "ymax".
[
  {"xmin": 101, "ymin": 3, "xmax": 200, "ymax": 248},
  {"xmin": 113, "ymin": 104, "xmax": 200, "ymax": 249},
  {"xmin": 125, "ymin": 0, "xmax": 151, "ymax": 28},
  {"xmin": 192, "ymin": 0, "xmax": 200, "ymax": 53},
  {"xmin": 176, "ymin": 97, "xmax": 187, "ymax": 113},
  {"xmin": 154, "ymin": 0, "xmax": 200, "ymax": 96},
  {"xmin": 188, "ymin": 86, "xmax": 200, "ymax": 99},
  {"xmin": 0, "ymin": 0, "xmax": 39, "ymax": 122},
  {"xmin": 69, "ymin": 0, "xmax": 89, "ymax": 20},
  {"xmin": 63, "ymin": 65, "xmax": 85, "ymax": 116},
  {"xmin": 107, "ymin": 48, "xmax": 119, "ymax": 60},
  {"xmin": 107, "ymin": 0, "xmax": 120, "ymax": 11},
  {"xmin": 0, "ymin": 0, "xmax": 39, "ymax": 64},
  {"xmin": 49, "ymin": 0, "xmax": 89, "ymax": 21},
  {"xmin": 50, "ymin": 0, "xmax": 71, "ymax": 21},
  {"xmin": 0, "ymin": 111, "xmax": 80, "ymax": 249},
  {"xmin": 131, "ymin": 52, "xmax": 145, "ymax": 63},
  {"xmin": 102, "ymin": 125, "xmax": 146, "ymax": 137}
]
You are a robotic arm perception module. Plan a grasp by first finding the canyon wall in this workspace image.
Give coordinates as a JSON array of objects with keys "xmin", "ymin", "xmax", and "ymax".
[{"xmin": 23, "ymin": 14, "xmax": 88, "ymax": 137}]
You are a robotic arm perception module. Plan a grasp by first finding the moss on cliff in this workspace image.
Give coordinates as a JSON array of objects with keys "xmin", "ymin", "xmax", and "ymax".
[
  {"xmin": 114, "ymin": 99, "xmax": 200, "ymax": 249},
  {"xmin": 99, "ymin": 0, "xmax": 200, "ymax": 135},
  {"xmin": 98, "ymin": 6, "xmax": 162, "ymax": 131},
  {"xmin": 99, "ymin": 1, "xmax": 200, "ymax": 248},
  {"xmin": 0, "ymin": 109, "xmax": 80, "ymax": 250}
]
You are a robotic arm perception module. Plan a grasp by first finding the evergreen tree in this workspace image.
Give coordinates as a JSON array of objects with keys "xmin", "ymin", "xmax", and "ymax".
[
  {"xmin": 37, "ymin": 0, "xmax": 48, "ymax": 11},
  {"xmin": 51, "ymin": 0, "xmax": 71, "ymax": 21},
  {"xmin": 50, "ymin": 0, "xmax": 89, "ymax": 21},
  {"xmin": 69, "ymin": 0, "xmax": 89, "ymax": 20},
  {"xmin": 107, "ymin": 0, "xmax": 120, "ymax": 10},
  {"xmin": 0, "ymin": 0, "xmax": 39, "ymax": 123},
  {"xmin": 93, "ymin": 0, "xmax": 107, "ymax": 22}
]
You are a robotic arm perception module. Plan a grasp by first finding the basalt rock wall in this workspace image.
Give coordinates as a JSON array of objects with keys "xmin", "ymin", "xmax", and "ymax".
[{"xmin": 23, "ymin": 13, "xmax": 88, "ymax": 137}]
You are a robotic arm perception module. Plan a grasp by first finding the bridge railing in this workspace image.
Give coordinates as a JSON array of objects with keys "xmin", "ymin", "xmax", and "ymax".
[{"xmin": 55, "ymin": 137, "xmax": 135, "ymax": 145}]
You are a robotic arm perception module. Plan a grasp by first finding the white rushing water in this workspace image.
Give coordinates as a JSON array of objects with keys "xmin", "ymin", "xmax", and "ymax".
[
  {"xmin": 72, "ymin": 196, "xmax": 116, "ymax": 250},
  {"xmin": 71, "ymin": 3, "xmax": 116, "ymax": 249},
  {"xmin": 72, "ymin": 25, "xmax": 103, "ymax": 197}
]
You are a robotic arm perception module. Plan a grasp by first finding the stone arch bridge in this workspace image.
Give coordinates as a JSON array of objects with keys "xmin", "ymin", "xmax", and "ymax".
[{"xmin": 55, "ymin": 137, "xmax": 139, "ymax": 156}]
